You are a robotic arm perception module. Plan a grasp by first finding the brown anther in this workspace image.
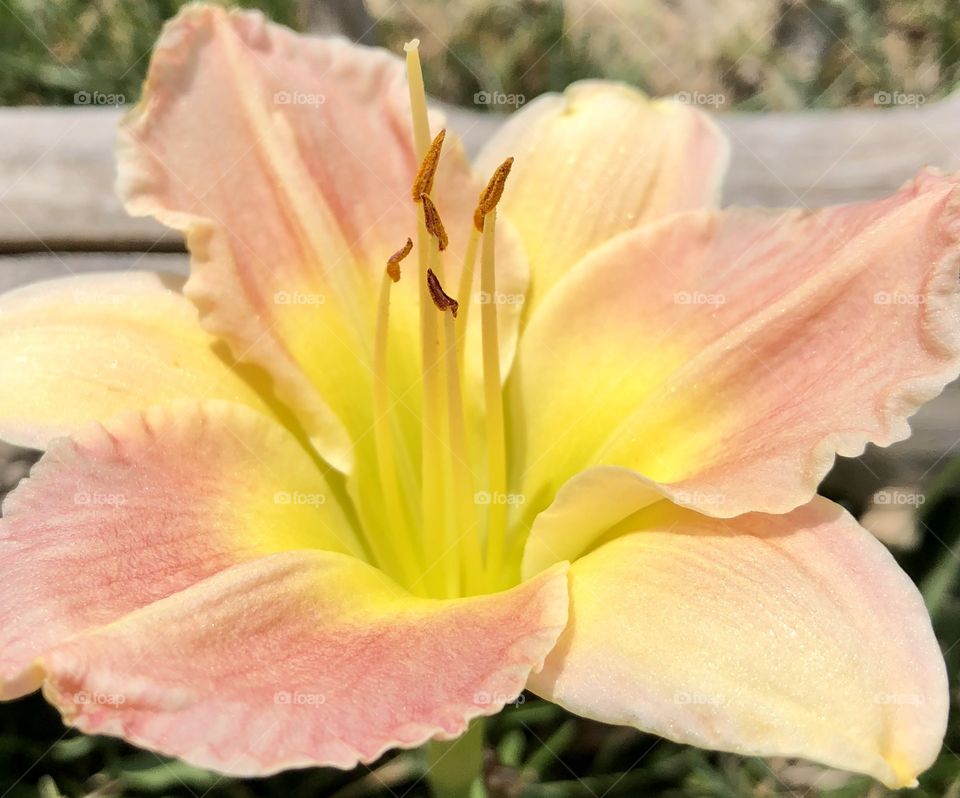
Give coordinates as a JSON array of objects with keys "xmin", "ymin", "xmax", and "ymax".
[
  {"xmin": 420, "ymin": 193, "xmax": 449, "ymax": 251},
  {"xmin": 426, "ymin": 268, "xmax": 459, "ymax": 317},
  {"xmin": 386, "ymin": 237, "xmax": 412, "ymax": 282},
  {"xmin": 473, "ymin": 156, "xmax": 514, "ymax": 231},
  {"xmin": 411, "ymin": 129, "xmax": 446, "ymax": 202}
]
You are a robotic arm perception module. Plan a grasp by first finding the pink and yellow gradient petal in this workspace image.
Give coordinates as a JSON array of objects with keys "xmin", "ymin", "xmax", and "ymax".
[
  {"xmin": 0, "ymin": 400, "xmax": 356, "ymax": 700},
  {"xmin": 529, "ymin": 498, "xmax": 947, "ymax": 789},
  {"xmin": 512, "ymin": 169, "xmax": 960, "ymax": 520},
  {"xmin": 118, "ymin": 5, "xmax": 528, "ymax": 473},
  {"xmin": 476, "ymin": 80, "xmax": 729, "ymax": 316},
  {"xmin": 39, "ymin": 552, "xmax": 569, "ymax": 775},
  {"xmin": 0, "ymin": 272, "xmax": 272, "ymax": 450}
]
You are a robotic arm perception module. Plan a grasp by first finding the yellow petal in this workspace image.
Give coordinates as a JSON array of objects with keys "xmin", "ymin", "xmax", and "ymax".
[
  {"xmin": 476, "ymin": 80, "xmax": 728, "ymax": 317},
  {"xmin": 521, "ymin": 466, "xmax": 663, "ymax": 578},
  {"xmin": 530, "ymin": 498, "xmax": 947, "ymax": 788},
  {"xmin": 0, "ymin": 272, "xmax": 271, "ymax": 449}
]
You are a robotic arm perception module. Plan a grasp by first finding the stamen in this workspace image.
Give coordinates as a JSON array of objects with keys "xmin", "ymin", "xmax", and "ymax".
[
  {"xmin": 371, "ymin": 257, "xmax": 421, "ymax": 587},
  {"xmin": 403, "ymin": 39, "xmax": 515, "ymax": 598},
  {"xmin": 474, "ymin": 157, "xmax": 514, "ymax": 231},
  {"xmin": 479, "ymin": 208, "xmax": 508, "ymax": 586},
  {"xmin": 427, "ymin": 268, "xmax": 459, "ymax": 317},
  {"xmin": 420, "ymin": 194, "xmax": 449, "ymax": 251},
  {"xmin": 412, "ymin": 129, "xmax": 446, "ymax": 202},
  {"xmin": 386, "ymin": 237, "xmax": 412, "ymax": 283},
  {"xmin": 439, "ymin": 307, "xmax": 483, "ymax": 595},
  {"xmin": 460, "ymin": 157, "xmax": 513, "ymax": 383},
  {"xmin": 454, "ymin": 227, "xmax": 480, "ymax": 368}
]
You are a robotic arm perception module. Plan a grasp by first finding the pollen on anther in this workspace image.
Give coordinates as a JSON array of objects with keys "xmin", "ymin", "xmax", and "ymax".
[
  {"xmin": 420, "ymin": 193, "xmax": 449, "ymax": 251},
  {"xmin": 474, "ymin": 156, "xmax": 514, "ymax": 231},
  {"xmin": 412, "ymin": 129, "xmax": 446, "ymax": 202},
  {"xmin": 426, "ymin": 268, "xmax": 459, "ymax": 317},
  {"xmin": 386, "ymin": 237, "xmax": 413, "ymax": 282}
]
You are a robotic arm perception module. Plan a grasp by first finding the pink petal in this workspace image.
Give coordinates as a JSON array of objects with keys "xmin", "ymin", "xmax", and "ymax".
[
  {"xmin": 0, "ymin": 401, "xmax": 355, "ymax": 699},
  {"xmin": 39, "ymin": 552, "xmax": 568, "ymax": 774},
  {"xmin": 119, "ymin": 5, "xmax": 527, "ymax": 472},
  {"xmin": 512, "ymin": 169, "xmax": 960, "ymax": 519},
  {"xmin": 530, "ymin": 498, "xmax": 946, "ymax": 788}
]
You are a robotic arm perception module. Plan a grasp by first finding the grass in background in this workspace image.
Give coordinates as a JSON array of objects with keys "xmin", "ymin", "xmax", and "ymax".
[
  {"xmin": 0, "ymin": 0, "xmax": 300, "ymax": 106},
  {"xmin": 372, "ymin": 0, "xmax": 960, "ymax": 111},
  {"xmin": 2, "ymin": 1, "xmax": 960, "ymax": 109}
]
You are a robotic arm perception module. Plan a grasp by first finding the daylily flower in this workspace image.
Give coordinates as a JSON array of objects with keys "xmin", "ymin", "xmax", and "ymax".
[{"xmin": 1, "ymin": 4, "xmax": 958, "ymax": 792}]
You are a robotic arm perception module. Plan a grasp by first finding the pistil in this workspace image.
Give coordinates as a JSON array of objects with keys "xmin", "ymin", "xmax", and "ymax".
[{"xmin": 403, "ymin": 40, "xmax": 431, "ymax": 158}]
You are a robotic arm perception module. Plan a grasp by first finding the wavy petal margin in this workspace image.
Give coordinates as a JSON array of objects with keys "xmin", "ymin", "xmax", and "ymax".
[
  {"xmin": 39, "ymin": 553, "xmax": 568, "ymax": 775},
  {"xmin": 0, "ymin": 401, "xmax": 355, "ymax": 699},
  {"xmin": 513, "ymin": 169, "xmax": 960, "ymax": 518}
]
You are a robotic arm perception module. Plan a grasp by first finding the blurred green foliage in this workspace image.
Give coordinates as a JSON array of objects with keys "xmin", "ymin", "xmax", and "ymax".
[
  {"xmin": 3, "ymin": 0, "xmax": 960, "ymax": 109},
  {"xmin": 0, "ymin": 0, "xmax": 300, "ymax": 106},
  {"xmin": 370, "ymin": 0, "xmax": 960, "ymax": 111}
]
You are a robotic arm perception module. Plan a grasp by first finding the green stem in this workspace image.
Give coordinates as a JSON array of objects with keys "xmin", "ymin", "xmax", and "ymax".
[{"xmin": 425, "ymin": 718, "xmax": 486, "ymax": 798}]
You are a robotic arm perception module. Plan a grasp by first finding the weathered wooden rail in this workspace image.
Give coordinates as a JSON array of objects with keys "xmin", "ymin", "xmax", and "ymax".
[{"xmin": 0, "ymin": 98, "xmax": 958, "ymax": 513}]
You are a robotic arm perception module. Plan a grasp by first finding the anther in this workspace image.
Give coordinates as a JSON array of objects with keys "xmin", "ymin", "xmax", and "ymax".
[
  {"xmin": 412, "ymin": 129, "xmax": 446, "ymax": 202},
  {"xmin": 426, "ymin": 268, "xmax": 459, "ymax": 317},
  {"xmin": 386, "ymin": 237, "xmax": 413, "ymax": 282},
  {"xmin": 473, "ymin": 157, "xmax": 514, "ymax": 231},
  {"xmin": 420, "ymin": 193, "xmax": 449, "ymax": 251}
]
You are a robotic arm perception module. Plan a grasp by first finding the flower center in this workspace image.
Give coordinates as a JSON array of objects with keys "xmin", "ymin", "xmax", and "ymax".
[{"xmin": 363, "ymin": 40, "xmax": 516, "ymax": 599}]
